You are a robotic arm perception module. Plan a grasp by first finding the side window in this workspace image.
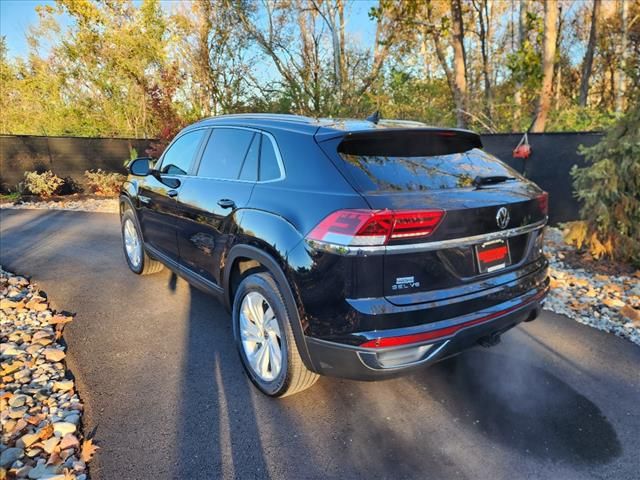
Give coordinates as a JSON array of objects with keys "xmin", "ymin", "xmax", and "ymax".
[
  {"xmin": 259, "ymin": 136, "xmax": 282, "ymax": 181},
  {"xmin": 198, "ymin": 128, "xmax": 254, "ymax": 179},
  {"xmin": 239, "ymin": 134, "xmax": 260, "ymax": 181},
  {"xmin": 159, "ymin": 130, "xmax": 205, "ymax": 175}
]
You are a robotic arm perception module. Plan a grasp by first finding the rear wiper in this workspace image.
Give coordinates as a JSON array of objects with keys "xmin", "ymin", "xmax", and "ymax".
[{"xmin": 472, "ymin": 175, "xmax": 515, "ymax": 188}]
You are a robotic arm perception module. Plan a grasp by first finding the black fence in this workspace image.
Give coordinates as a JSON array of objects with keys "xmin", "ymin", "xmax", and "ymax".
[
  {"xmin": 481, "ymin": 132, "xmax": 602, "ymax": 224},
  {"xmin": 0, "ymin": 132, "xmax": 603, "ymax": 224},
  {"xmin": 0, "ymin": 134, "xmax": 154, "ymax": 191}
]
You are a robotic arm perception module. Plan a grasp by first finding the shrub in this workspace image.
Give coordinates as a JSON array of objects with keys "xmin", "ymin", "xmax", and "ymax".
[
  {"xmin": 565, "ymin": 107, "xmax": 640, "ymax": 267},
  {"xmin": 126, "ymin": 147, "xmax": 138, "ymax": 167},
  {"xmin": 56, "ymin": 176, "xmax": 83, "ymax": 195},
  {"xmin": 84, "ymin": 169, "xmax": 127, "ymax": 196},
  {"xmin": 23, "ymin": 170, "xmax": 65, "ymax": 197}
]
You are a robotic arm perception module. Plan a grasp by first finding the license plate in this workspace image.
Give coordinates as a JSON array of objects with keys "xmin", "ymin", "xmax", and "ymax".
[{"xmin": 475, "ymin": 239, "xmax": 511, "ymax": 274}]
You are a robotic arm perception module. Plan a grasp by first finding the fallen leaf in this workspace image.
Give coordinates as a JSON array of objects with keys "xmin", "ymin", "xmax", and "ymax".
[
  {"xmin": 80, "ymin": 438, "xmax": 99, "ymax": 463},
  {"xmin": 39, "ymin": 424, "xmax": 54, "ymax": 440},
  {"xmin": 49, "ymin": 314, "xmax": 73, "ymax": 325},
  {"xmin": 62, "ymin": 468, "xmax": 76, "ymax": 480},
  {"xmin": 620, "ymin": 304, "xmax": 640, "ymax": 325},
  {"xmin": 27, "ymin": 414, "xmax": 45, "ymax": 425}
]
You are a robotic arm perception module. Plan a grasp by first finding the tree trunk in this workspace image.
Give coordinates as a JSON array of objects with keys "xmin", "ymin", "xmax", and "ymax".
[
  {"xmin": 475, "ymin": 0, "xmax": 493, "ymax": 120},
  {"xmin": 328, "ymin": 0, "xmax": 343, "ymax": 92},
  {"xmin": 615, "ymin": 0, "xmax": 628, "ymax": 113},
  {"xmin": 578, "ymin": 0, "xmax": 601, "ymax": 107},
  {"xmin": 338, "ymin": 0, "xmax": 345, "ymax": 84},
  {"xmin": 513, "ymin": 0, "xmax": 527, "ymax": 131},
  {"xmin": 531, "ymin": 0, "xmax": 558, "ymax": 133},
  {"xmin": 554, "ymin": 62, "xmax": 562, "ymax": 109},
  {"xmin": 426, "ymin": 0, "xmax": 454, "ymax": 95},
  {"xmin": 554, "ymin": 4, "xmax": 564, "ymax": 110},
  {"xmin": 451, "ymin": 0, "xmax": 468, "ymax": 128}
]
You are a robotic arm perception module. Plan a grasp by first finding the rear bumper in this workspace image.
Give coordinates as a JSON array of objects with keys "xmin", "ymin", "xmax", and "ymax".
[{"xmin": 304, "ymin": 286, "xmax": 547, "ymax": 381}]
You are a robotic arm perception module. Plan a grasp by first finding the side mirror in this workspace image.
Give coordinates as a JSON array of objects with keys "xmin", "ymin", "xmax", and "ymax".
[{"xmin": 128, "ymin": 157, "xmax": 152, "ymax": 176}]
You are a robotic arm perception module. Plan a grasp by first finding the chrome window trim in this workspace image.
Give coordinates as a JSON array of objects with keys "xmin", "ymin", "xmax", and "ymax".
[
  {"xmin": 194, "ymin": 125, "xmax": 286, "ymax": 183},
  {"xmin": 306, "ymin": 218, "xmax": 547, "ymax": 256}
]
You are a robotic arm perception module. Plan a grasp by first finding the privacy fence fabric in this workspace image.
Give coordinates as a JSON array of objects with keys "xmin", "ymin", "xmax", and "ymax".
[
  {"xmin": 481, "ymin": 132, "xmax": 603, "ymax": 224},
  {"xmin": 0, "ymin": 135, "xmax": 154, "ymax": 191},
  {"xmin": 0, "ymin": 132, "xmax": 603, "ymax": 224}
]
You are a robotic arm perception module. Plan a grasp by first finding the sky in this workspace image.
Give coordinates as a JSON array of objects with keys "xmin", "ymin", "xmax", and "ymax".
[
  {"xmin": 0, "ymin": 0, "xmax": 378, "ymax": 59},
  {"xmin": 1, "ymin": 0, "xmax": 55, "ymax": 57}
]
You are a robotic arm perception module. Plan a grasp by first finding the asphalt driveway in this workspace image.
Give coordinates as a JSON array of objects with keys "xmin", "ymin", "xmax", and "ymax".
[{"xmin": 1, "ymin": 208, "xmax": 638, "ymax": 480}]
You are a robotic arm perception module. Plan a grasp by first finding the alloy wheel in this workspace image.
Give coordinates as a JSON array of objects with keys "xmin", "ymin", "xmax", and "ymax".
[
  {"xmin": 239, "ymin": 291, "xmax": 283, "ymax": 381},
  {"xmin": 123, "ymin": 218, "xmax": 142, "ymax": 269}
]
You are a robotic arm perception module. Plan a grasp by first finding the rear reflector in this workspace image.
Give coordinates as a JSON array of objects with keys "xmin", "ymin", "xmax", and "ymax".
[
  {"xmin": 537, "ymin": 192, "xmax": 549, "ymax": 216},
  {"xmin": 360, "ymin": 290, "xmax": 546, "ymax": 348},
  {"xmin": 307, "ymin": 209, "xmax": 444, "ymax": 247},
  {"xmin": 477, "ymin": 245, "xmax": 508, "ymax": 263}
]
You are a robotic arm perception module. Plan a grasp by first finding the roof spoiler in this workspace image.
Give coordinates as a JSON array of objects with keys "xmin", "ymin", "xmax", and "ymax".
[{"xmin": 334, "ymin": 128, "xmax": 483, "ymax": 157}]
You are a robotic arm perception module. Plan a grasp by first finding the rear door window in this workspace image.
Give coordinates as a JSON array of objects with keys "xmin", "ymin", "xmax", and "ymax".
[
  {"xmin": 198, "ymin": 128, "xmax": 255, "ymax": 179},
  {"xmin": 239, "ymin": 134, "xmax": 260, "ymax": 181},
  {"xmin": 259, "ymin": 137, "xmax": 282, "ymax": 181}
]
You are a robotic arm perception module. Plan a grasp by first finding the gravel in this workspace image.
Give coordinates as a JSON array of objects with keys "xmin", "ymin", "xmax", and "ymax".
[
  {"xmin": 544, "ymin": 227, "xmax": 640, "ymax": 346},
  {"xmin": 0, "ymin": 198, "xmax": 118, "ymax": 214},
  {"xmin": 0, "ymin": 268, "xmax": 96, "ymax": 479}
]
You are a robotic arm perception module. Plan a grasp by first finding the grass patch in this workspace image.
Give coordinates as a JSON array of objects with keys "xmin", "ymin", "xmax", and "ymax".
[{"xmin": 0, "ymin": 192, "xmax": 21, "ymax": 203}]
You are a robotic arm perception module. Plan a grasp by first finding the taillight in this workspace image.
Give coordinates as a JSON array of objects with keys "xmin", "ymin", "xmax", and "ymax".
[
  {"xmin": 390, "ymin": 211, "xmax": 443, "ymax": 240},
  {"xmin": 306, "ymin": 209, "xmax": 444, "ymax": 247},
  {"xmin": 537, "ymin": 192, "xmax": 549, "ymax": 216}
]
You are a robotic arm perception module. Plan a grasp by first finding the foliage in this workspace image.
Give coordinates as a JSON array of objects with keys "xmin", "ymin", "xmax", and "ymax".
[
  {"xmin": 0, "ymin": 0, "xmax": 638, "ymax": 136},
  {"xmin": 126, "ymin": 147, "xmax": 139, "ymax": 168},
  {"xmin": 23, "ymin": 171, "xmax": 65, "ymax": 197},
  {"xmin": 84, "ymin": 169, "xmax": 127, "ymax": 196},
  {"xmin": 566, "ymin": 107, "xmax": 640, "ymax": 266},
  {"xmin": 56, "ymin": 176, "xmax": 84, "ymax": 195},
  {"xmin": 547, "ymin": 106, "xmax": 617, "ymax": 132},
  {"xmin": 0, "ymin": 192, "xmax": 21, "ymax": 203}
]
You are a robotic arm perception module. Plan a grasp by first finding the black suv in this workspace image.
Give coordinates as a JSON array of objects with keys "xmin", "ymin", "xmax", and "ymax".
[{"xmin": 120, "ymin": 114, "xmax": 549, "ymax": 397}]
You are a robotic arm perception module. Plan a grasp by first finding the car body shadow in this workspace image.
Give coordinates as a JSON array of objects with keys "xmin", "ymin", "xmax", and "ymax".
[
  {"xmin": 175, "ymin": 284, "xmax": 331, "ymax": 479},
  {"xmin": 412, "ymin": 349, "xmax": 622, "ymax": 465}
]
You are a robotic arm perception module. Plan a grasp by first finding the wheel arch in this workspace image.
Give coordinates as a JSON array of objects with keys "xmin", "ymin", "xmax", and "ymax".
[{"xmin": 224, "ymin": 244, "xmax": 316, "ymax": 372}]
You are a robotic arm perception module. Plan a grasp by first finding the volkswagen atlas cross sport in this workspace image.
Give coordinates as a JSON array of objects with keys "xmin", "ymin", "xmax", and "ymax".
[{"xmin": 120, "ymin": 114, "xmax": 549, "ymax": 397}]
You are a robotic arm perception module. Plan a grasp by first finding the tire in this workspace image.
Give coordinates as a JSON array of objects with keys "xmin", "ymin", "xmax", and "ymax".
[
  {"xmin": 232, "ymin": 271, "xmax": 318, "ymax": 397},
  {"xmin": 121, "ymin": 208, "xmax": 164, "ymax": 275}
]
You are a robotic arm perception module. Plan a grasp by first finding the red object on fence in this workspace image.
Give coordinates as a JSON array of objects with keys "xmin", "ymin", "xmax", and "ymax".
[{"xmin": 513, "ymin": 132, "xmax": 531, "ymax": 159}]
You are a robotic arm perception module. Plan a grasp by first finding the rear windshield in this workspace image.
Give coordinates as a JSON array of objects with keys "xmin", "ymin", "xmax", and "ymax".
[{"xmin": 338, "ymin": 148, "xmax": 522, "ymax": 192}]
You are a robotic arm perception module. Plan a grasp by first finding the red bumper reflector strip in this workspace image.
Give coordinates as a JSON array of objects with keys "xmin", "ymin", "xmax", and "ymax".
[{"xmin": 360, "ymin": 290, "xmax": 546, "ymax": 348}]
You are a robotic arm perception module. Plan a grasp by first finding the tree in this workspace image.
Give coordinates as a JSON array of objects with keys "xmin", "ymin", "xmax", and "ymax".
[
  {"xmin": 1, "ymin": 0, "xmax": 639, "ymax": 137},
  {"xmin": 615, "ymin": 0, "xmax": 629, "ymax": 113},
  {"xmin": 172, "ymin": 0, "xmax": 252, "ymax": 117},
  {"xmin": 512, "ymin": 0, "xmax": 528, "ymax": 130},
  {"xmin": 450, "ymin": 0, "xmax": 468, "ymax": 128},
  {"xmin": 531, "ymin": 0, "xmax": 558, "ymax": 133},
  {"xmin": 578, "ymin": 0, "xmax": 601, "ymax": 107},
  {"xmin": 567, "ymin": 106, "xmax": 640, "ymax": 266},
  {"xmin": 471, "ymin": 0, "xmax": 493, "ymax": 121}
]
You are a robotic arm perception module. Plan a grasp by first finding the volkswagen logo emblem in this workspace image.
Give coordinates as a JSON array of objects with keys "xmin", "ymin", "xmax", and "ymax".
[{"xmin": 496, "ymin": 207, "xmax": 510, "ymax": 229}]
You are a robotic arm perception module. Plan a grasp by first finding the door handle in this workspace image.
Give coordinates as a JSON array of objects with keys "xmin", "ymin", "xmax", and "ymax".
[
  {"xmin": 217, "ymin": 198, "xmax": 236, "ymax": 209},
  {"xmin": 168, "ymin": 189, "xmax": 178, "ymax": 198}
]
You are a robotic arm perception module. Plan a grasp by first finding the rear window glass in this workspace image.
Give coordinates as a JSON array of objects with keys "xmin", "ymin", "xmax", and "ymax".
[{"xmin": 339, "ymin": 149, "xmax": 521, "ymax": 192}]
